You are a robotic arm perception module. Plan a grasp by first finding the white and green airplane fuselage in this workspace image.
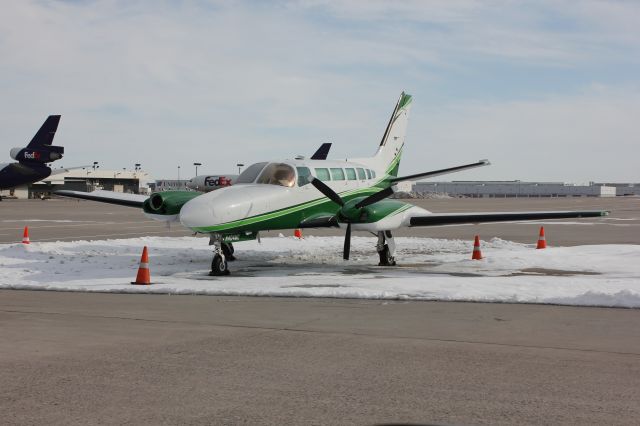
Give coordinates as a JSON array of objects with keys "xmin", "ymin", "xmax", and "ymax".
[{"xmin": 179, "ymin": 154, "xmax": 422, "ymax": 237}]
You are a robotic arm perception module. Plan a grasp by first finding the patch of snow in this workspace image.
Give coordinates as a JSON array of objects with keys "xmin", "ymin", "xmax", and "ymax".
[{"xmin": 0, "ymin": 236, "xmax": 639, "ymax": 308}]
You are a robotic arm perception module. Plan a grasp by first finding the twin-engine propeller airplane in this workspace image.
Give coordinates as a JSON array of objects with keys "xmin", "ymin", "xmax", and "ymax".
[{"xmin": 56, "ymin": 93, "xmax": 608, "ymax": 275}]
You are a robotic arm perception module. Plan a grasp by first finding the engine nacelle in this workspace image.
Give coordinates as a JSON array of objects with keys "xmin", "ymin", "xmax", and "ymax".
[
  {"xmin": 10, "ymin": 145, "xmax": 64, "ymax": 163},
  {"xmin": 142, "ymin": 191, "xmax": 202, "ymax": 221},
  {"xmin": 187, "ymin": 174, "xmax": 237, "ymax": 192}
]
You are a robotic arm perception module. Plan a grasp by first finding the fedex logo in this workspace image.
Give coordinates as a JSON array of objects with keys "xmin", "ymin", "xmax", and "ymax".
[
  {"xmin": 204, "ymin": 176, "xmax": 232, "ymax": 187},
  {"xmin": 24, "ymin": 151, "xmax": 41, "ymax": 160}
]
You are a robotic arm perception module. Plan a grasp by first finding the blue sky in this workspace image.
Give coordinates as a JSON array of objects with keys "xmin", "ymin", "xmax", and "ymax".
[{"xmin": 1, "ymin": 0, "xmax": 638, "ymax": 181}]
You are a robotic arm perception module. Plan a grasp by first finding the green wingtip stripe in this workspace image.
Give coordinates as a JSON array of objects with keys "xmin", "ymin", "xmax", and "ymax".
[{"xmin": 398, "ymin": 93, "xmax": 412, "ymax": 110}]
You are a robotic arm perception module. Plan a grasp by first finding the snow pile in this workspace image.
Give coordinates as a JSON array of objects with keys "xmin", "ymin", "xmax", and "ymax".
[{"xmin": 0, "ymin": 236, "xmax": 639, "ymax": 308}]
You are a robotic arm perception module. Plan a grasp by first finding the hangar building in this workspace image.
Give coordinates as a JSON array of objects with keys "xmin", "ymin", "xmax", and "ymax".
[{"xmin": 0, "ymin": 168, "xmax": 152, "ymax": 199}]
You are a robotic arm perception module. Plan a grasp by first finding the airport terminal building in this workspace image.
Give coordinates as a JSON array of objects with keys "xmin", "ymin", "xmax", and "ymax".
[{"xmin": 412, "ymin": 181, "xmax": 624, "ymax": 198}]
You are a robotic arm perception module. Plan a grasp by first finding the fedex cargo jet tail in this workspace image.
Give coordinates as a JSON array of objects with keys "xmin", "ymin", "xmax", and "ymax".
[
  {"xmin": 9, "ymin": 115, "xmax": 64, "ymax": 164},
  {"xmin": 28, "ymin": 115, "xmax": 61, "ymax": 148}
]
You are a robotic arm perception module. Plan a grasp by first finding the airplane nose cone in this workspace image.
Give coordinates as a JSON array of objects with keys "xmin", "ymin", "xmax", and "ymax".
[{"xmin": 179, "ymin": 195, "xmax": 213, "ymax": 230}]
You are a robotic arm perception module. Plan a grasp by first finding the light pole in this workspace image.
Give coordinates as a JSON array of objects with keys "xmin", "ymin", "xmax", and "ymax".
[
  {"xmin": 237, "ymin": 163, "xmax": 244, "ymax": 175},
  {"xmin": 193, "ymin": 162, "xmax": 202, "ymax": 176},
  {"xmin": 177, "ymin": 165, "xmax": 181, "ymax": 184}
]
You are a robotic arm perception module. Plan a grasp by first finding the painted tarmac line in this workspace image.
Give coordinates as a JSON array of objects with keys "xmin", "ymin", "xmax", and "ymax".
[
  {"xmin": 0, "ymin": 221, "xmax": 158, "ymax": 231},
  {"xmin": 0, "ymin": 230, "xmax": 193, "ymax": 244}
]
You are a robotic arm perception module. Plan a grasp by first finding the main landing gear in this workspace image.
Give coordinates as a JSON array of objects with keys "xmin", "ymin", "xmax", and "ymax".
[
  {"xmin": 209, "ymin": 235, "xmax": 235, "ymax": 276},
  {"xmin": 376, "ymin": 231, "xmax": 397, "ymax": 266}
]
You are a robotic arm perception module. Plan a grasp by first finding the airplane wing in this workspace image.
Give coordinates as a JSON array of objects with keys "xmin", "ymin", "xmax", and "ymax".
[
  {"xmin": 49, "ymin": 165, "xmax": 94, "ymax": 176},
  {"xmin": 409, "ymin": 210, "xmax": 608, "ymax": 227},
  {"xmin": 298, "ymin": 214, "xmax": 339, "ymax": 228},
  {"xmin": 54, "ymin": 190, "xmax": 147, "ymax": 208}
]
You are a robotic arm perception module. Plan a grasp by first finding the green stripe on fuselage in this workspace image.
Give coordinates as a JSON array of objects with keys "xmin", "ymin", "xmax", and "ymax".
[
  {"xmin": 191, "ymin": 186, "xmax": 379, "ymax": 233},
  {"xmin": 192, "ymin": 188, "xmax": 412, "ymax": 234}
]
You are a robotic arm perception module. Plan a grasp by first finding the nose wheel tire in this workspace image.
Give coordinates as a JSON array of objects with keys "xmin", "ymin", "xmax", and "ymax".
[
  {"xmin": 210, "ymin": 254, "xmax": 230, "ymax": 276},
  {"xmin": 378, "ymin": 244, "xmax": 396, "ymax": 266}
]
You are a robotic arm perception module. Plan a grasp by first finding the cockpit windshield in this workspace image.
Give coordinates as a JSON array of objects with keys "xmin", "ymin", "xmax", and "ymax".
[
  {"xmin": 256, "ymin": 163, "xmax": 296, "ymax": 187},
  {"xmin": 236, "ymin": 162, "xmax": 268, "ymax": 184}
]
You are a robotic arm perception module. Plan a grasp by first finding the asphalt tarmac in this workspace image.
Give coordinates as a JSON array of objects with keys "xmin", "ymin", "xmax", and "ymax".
[
  {"xmin": 0, "ymin": 196, "xmax": 638, "ymax": 245},
  {"xmin": 1, "ymin": 291, "xmax": 639, "ymax": 425},
  {"xmin": 1, "ymin": 197, "xmax": 639, "ymax": 424}
]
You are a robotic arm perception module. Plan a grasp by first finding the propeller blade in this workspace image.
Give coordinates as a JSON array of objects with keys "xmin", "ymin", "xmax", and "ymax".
[
  {"xmin": 354, "ymin": 186, "xmax": 395, "ymax": 209},
  {"xmin": 343, "ymin": 223, "xmax": 351, "ymax": 260},
  {"xmin": 310, "ymin": 178, "xmax": 344, "ymax": 207}
]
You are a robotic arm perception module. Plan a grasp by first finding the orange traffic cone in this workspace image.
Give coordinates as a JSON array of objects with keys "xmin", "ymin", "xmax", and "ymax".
[
  {"xmin": 22, "ymin": 226, "xmax": 30, "ymax": 244},
  {"xmin": 294, "ymin": 229, "xmax": 303, "ymax": 239},
  {"xmin": 536, "ymin": 226, "xmax": 547, "ymax": 249},
  {"xmin": 471, "ymin": 235, "xmax": 483, "ymax": 260},
  {"xmin": 131, "ymin": 246, "xmax": 152, "ymax": 285}
]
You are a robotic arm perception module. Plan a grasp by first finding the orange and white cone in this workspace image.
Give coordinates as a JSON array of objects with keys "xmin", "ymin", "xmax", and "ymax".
[
  {"xmin": 131, "ymin": 246, "xmax": 152, "ymax": 285},
  {"xmin": 471, "ymin": 235, "xmax": 483, "ymax": 260},
  {"xmin": 22, "ymin": 226, "xmax": 30, "ymax": 244},
  {"xmin": 536, "ymin": 226, "xmax": 547, "ymax": 249},
  {"xmin": 294, "ymin": 229, "xmax": 303, "ymax": 239}
]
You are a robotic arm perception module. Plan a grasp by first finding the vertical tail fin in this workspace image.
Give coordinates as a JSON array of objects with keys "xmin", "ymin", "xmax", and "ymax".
[
  {"xmin": 374, "ymin": 92, "xmax": 412, "ymax": 177},
  {"xmin": 310, "ymin": 142, "xmax": 332, "ymax": 160},
  {"xmin": 27, "ymin": 115, "xmax": 61, "ymax": 148}
]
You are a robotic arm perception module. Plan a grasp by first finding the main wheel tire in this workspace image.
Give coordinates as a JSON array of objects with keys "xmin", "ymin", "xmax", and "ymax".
[
  {"xmin": 378, "ymin": 244, "xmax": 397, "ymax": 266},
  {"xmin": 210, "ymin": 254, "xmax": 230, "ymax": 276}
]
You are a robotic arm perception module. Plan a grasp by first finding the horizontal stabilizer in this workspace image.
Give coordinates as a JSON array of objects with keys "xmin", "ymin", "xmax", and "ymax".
[
  {"xmin": 49, "ymin": 165, "xmax": 94, "ymax": 176},
  {"xmin": 310, "ymin": 143, "xmax": 332, "ymax": 160},
  {"xmin": 54, "ymin": 190, "xmax": 147, "ymax": 208},
  {"xmin": 390, "ymin": 159, "xmax": 490, "ymax": 183},
  {"xmin": 28, "ymin": 115, "xmax": 61, "ymax": 147},
  {"xmin": 409, "ymin": 210, "xmax": 608, "ymax": 227}
]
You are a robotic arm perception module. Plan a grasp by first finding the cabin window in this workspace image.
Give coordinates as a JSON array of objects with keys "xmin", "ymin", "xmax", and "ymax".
[
  {"xmin": 365, "ymin": 169, "xmax": 372, "ymax": 179},
  {"xmin": 297, "ymin": 167, "xmax": 312, "ymax": 186},
  {"xmin": 236, "ymin": 162, "xmax": 268, "ymax": 184},
  {"xmin": 345, "ymin": 168, "xmax": 357, "ymax": 180},
  {"xmin": 256, "ymin": 163, "xmax": 296, "ymax": 187},
  {"xmin": 371, "ymin": 170, "xmax": 376, "ymax": 178},
  {"xmin": 314, "ymin": 168, "xmax": 331, "ymax": 181},
  {"xmin": 356, "ymin": 168, "xmax": 366, "ymax": 180},
  {"xmin": 330, "ymin": 168, "xmax": 345, "ymax": 181}
]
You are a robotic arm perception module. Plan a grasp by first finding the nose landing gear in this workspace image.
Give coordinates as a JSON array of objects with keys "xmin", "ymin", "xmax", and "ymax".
[
  {"xmin": 222, "ymin": 242, "xmax": 236, "ymax": 261},
  {"xmin": 209, "ymin": 235, "xmax": 232, "ymax": 276},
  {"xmin": 210, "ymin": 251, "xmax": 229, "ymax": 276}
]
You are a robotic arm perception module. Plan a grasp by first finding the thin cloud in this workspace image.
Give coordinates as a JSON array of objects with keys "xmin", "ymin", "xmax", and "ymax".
[{"xmin": 0, "ymin": 1, "xmax": 638, "ymax": 181}]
